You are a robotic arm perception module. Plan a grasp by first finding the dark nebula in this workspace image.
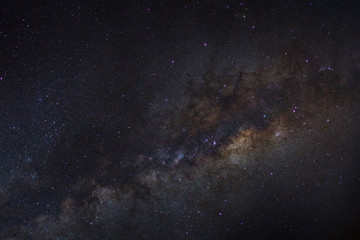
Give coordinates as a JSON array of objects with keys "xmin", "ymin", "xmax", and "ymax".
[{"xmin": 1, "ymin": 0, "xmax": 360, "ymax": 239}]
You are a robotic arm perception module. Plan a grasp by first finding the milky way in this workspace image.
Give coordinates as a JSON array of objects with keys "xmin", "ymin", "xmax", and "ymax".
[{"xmin": 1, "ymin": 1, "xmax": 360, "ymax": 239}]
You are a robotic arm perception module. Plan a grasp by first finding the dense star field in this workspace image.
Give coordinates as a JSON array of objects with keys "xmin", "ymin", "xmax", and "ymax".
[{"xmin": 1, "ymin": 0, "xmax": 360, "ymax": 239}]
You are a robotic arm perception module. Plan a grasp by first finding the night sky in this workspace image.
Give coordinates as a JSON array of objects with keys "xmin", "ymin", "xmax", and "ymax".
[{"xmin": 1, "ymin": 0, "xmax": 360, "ymax": 239}]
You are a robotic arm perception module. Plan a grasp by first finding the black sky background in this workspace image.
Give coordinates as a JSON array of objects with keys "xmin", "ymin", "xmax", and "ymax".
[{"xmin": 1, "ymin": 0, "xmax": 360, "ymax": 239}]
